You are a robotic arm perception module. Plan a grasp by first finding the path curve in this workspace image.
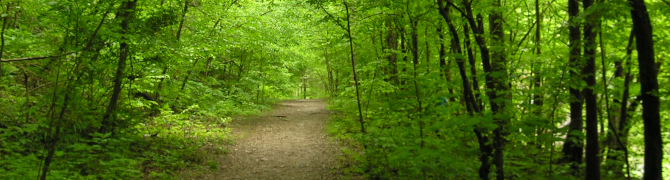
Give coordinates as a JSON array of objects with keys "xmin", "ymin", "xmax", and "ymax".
[{"xmin": 189, "ymin": 99, "xmax": 345, "ymax": 180}]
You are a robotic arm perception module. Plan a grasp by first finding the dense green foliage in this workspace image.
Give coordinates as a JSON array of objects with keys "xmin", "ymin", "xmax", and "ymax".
[
  {"xmin": 308, "ymin": 0, "xmax": 669, "ymax": 179},
  {"xmin": 0, "ymin": 0, "xmax": 668, "ymax": 179}
]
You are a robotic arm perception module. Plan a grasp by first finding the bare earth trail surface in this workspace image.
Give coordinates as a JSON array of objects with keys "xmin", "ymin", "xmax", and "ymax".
[{"xmin": 185, "ymin": 99, "xmax": 348, "ymax": 180}]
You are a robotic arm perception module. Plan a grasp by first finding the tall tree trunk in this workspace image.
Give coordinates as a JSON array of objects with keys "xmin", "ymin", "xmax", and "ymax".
[
  {"xmin": 325, "ymin": 47, "xmax": 334, "ymax": 98},
  {"xmin": 101, "ymin": 0, "xmax": 138, "ymax": 134},
  {"xmin": 464, "ymin": 24, "xmax": 481, "ymax": 109},
  {"xmin": 628, "ymin": 0, "xmax": 663, "ymax": 179},
  {"xmin": 583, "ymin": 0, "xmax": 601, "ymax": 178},
  {"xmin": 0, "ymin": 3, "xmax": 9, "ymax": 77},
  {"xmin": 385, "ymin": 19, "xmax": 399, "ymax": 85},
  {"xmin": 438, "ymin": 26, "xmax": 446, "ymax": 80},
  {"xmin": 179, "ymin": 58, "xmax": 201, "ymax": 91},
  {"xmin": 532, "ymin": 0, "xmax": 543, "ymax": 116},
  {"xmin": 425, "ymin": 27, "xmax": 430, "ymax": 74},
  {"xmin": 155, "ymin": 0, "xmax": 189, "ymax": 102},
  {"xmin": 606, "ymin": 28, "xmax": 635, "ymax": 178},
  {"xmin": 437, "ymin": 1, "xmax": 489, "ymax": 179},
  {"xmin": 488, "ymin": 0, "xmax": 509, "ymax": 179},
  {"xmin": 343, "ymin": 0, "xmax": 365, "ymax": 134},
  {"xmin": 561, "ymin": 0, "xmax": 584, "ymax": 172},
  {"xmin": 409, "ymin": 18, "xmax": 425, "ymax": 148},
  {"xmin": 437, "ymin": 26, "xmax": 456, "ymax": 103},
  {"xmin": 176, "ymin": 0, "xmax": 189, "ymax": 40},
  {"xmin": 400, "ymin": 25, "xmax": 408, "ymax": 86}
]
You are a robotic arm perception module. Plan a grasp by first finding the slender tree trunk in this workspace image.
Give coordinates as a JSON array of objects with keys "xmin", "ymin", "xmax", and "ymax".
[
  {"xmin": 180, "ymin": 58, "xmax": 201, "ymax": 91},
  {"xmin": 0, "ymin": 3, "xmax": 9, "ymax": 76},
  {"xmin": 532, "ymin": 0, "xmax": 543, "ymax": 116},
  {"xmin": 628, "ymin": 0, "xmax": 663, "ymax": 179},
  {"xmin": 606, "ymin": 28, "xmax": 635, "ymax": 178},
  {"xmin": 583, "ymin": 0, "xmax": 601, "ymax": 178},
  {"xmin": 155, "ymin": 0, "xmax": 189, "ymax": 103},
  {"xmin": 400, "ymin": 25, "xmax": 408, "ymax": 86},
  {"xmin": 437, "ymin": 26, "xmax": 456, "ymax": 103},
  {"xmin": 437, "ymin": 1, "xmax": 489, "ymax": 179},
  {"xmin": 343, "ymin": 0, "xmax": 365, "ymax": 134},
  {"xmin": 425, "ymin": 27, "xmax": 430, "ymax": 74},
  {"xmin": 409, "ymin": 18, "xmax": 425, "ymax": 149},
  {"xmin": 303, "ymin": 78, "xmax": 307, "ymax": 99},
  {"xmin": 101, "ymin": 0, "xmax": 137, "ymax": 134},
  {"xmin": 204, "ymin": 57, "xmax": 213, "ymax": 77},
  {"xmin": 562, "ymin": 0, "xmax": 584, "ymax": 172},
  {"xmin": 488, "ymin": 1, "xmax": 509, "ymax": 178},
  {"xmin": 385, "ymin": 20, "xmax": 399, "ymax": 85},
  {"xmin": 176, "ymin": 0, "xmax": 189, "ymax": 40},
  {"xmin": 325, "ymin": 47, "xmax": 334, "ymax": 98},
  {"xmin": 463, "ymin": 24, "xmax": 481, "ymax": 109}
]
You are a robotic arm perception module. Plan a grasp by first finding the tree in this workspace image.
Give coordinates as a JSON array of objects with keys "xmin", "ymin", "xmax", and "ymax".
[
  {"xmin": 561, "ymin": 0, "xmax": 584, "ymax": 172},
  {"xmin": 628, "ymin": 0, "xmax": 663, "ymax": 179}
]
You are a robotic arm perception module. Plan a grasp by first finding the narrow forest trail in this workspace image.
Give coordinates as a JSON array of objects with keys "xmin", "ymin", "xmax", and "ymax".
[{"xmin": 184, "ymin": 100, "xmax": 348, "ymax": 180}]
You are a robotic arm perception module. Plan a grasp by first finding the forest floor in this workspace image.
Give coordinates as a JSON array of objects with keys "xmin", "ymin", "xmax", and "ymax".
[{"xmin": 179, "ymin": 99, "xmax": 352, "ymax": 180}]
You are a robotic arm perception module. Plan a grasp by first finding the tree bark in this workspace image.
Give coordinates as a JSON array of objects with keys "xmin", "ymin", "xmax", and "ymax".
[
  {"xmin": 176, "ymin": 0, "xmax": 189, "ymax": 40},
  {"xmin": 437, "ymin": 26, "xmax": 456, "ymax": 103},
  {"xmin": 488, "ymin": 0, "xmax": 509, "ymax": 179},
  {"xmin": 385, "ymin": 19, "xmax": 399, "ymax": 85},
  {"xmin": 464, "ymin": 24, "xmax": 481, "ymax": 109},
  {"xmin": 606, "ymin": 28, "xmax": 635, "ymax": 178},
  {"xmin": 628, "ymin": 0, "xmax": 663, "ymax": 179},
  {"xmin": 561, "ymin": 0, "xmax": 584, "ymax": 172},
  {"xmin": 437, "ymin": 1, "xmax": 489, "ymax": 179},
  {"xmin": 101, "ymin": 0, "xmax": 138, "ymax": 134},
  {"xmin": 582, "ymin": 0, "xmax": 601, "ymax": 178},
  {"xmin": 325, "ymin": 47, "xmax": 334, "ymax": 98},
  {"xmin": 343, "ymin": 0, "xmax": 365, "ymax": 134},
  {"xmin": 532, "ymin": 0, "xmax": 543, "ymax": 116},
  {"xmin": 0, "ymin": 3, "xmax": 10, "ymax": 76}
]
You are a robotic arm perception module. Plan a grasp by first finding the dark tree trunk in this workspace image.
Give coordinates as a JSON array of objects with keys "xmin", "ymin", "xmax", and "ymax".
[
  {"xmin": 532, "ymin": 0, "xmax": 543, "ymax": 116},
  {"xmin": 438, "ymin": 26, "xmax": 447, "ymax": 80},
  {"xmin": 488, "ymin": 1, "xmax": 509, "ymax": 179},
  {"xmin": 179, "ymin": 58, "xmax": 201, "ymax": 91},
  {"xmin": 154, "ymin": 0, "xmax": 189, "ymax": 103},
  {"xmin": 561, "ymin": 0, "xmax": 584, "ymax": 172},
  {"xmin": 628, "ymin": 0, "xmax": 663, "ymax": 179},
  {"xmin": 606, "ymin": 27, "xmax": 635, "ymax": 178},
  {"xmin": 385, "ymin": 19, "xmax": 399, "ymax": 85},
  {"xmin": 438, "ymin": 26, "xmax": 456, "ymax": 103},
  {"xmin": 425, "ymin": 27, "xmax": 430, "ymax": 73},
  {"xmin": 101, "ymin": 0, "xmax": 138, "ymax": 134},
  {"xmin": 343, "ymin": 0, "xmax": 365, "ymax": 134},
  {"xmin": 437, "ymin": 1, "xmax": 490, "ymax": 179},
  {"xmin": 325, "ymin": 48, "xmax": 334, "ymax": 98},
  {"xmin": 409, "ymin": 18, "xmax": 425, "ymax": 149},
  {"xmin": 463, "ymin": 24, "xmax": 481, "ymax": 110},
  {"xmin": 0, "ymin": 3, "xmax": 9, "ymax": 76},
  {"xmin": 176, "ymin": 0, "xmax": 189, "ymax": 40},
  {"xmin": 583, "ymin": 0, "xmax": 601, "ymax": 178},
  {"xmin": 400, "ymin": 25, "xmax": 408, "ymax": 86}
]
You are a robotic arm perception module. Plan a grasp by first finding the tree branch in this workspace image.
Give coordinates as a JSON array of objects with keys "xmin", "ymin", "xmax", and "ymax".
[
  {"xmin": 315, "ymin": 0, "xmax": 347, "ymax": 32},
  {"xmin": 662, "ymin": 0, "xmax": 670, "ymax": 8},
  {"xmin": 1, "ymin": 53, "xmax": 73, "ymax": 63}
]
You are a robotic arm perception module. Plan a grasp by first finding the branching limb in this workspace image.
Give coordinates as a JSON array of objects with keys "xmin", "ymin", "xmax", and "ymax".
[{"xmin": 1, "ymin": 53, "xmax": 74, "ymax": 63}]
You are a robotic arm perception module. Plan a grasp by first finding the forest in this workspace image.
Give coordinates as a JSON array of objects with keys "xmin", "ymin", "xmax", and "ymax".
[{"xmin": 0, "ymin": 0, "xmax": 667, "ymax": 179}]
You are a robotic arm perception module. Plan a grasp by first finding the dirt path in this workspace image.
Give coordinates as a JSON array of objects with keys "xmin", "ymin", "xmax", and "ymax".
[{"xmin": 185, "ymin": 99, "xmax": 346, "ymax": 180}]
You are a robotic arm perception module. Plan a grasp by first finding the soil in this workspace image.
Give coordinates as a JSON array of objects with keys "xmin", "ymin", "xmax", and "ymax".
[{"xmin": 181, "ymin": 99, "xmax": 350, "ymax": 180}]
